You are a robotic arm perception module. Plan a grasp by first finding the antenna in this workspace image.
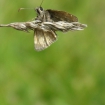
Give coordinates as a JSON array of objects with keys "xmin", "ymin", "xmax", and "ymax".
[
  {"xmin": 40, "ymin": 0, "xmax": 44, "ymax": 7},
  {"xmin": 18, "ymin": 0, "xmax": 44, "ymax": 12},
  {"xmin": 18, "ymin": 8, "xmax": 35, "ymax": 12}
]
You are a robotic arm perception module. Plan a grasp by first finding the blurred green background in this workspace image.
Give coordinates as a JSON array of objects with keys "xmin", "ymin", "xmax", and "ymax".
[{"xmin": 0, "ymin": 0, "xmax": 105, "ymax": 105}]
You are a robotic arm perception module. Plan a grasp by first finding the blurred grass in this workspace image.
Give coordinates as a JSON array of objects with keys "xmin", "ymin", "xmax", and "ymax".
[{"xmin": 0, "ymin": 0, "xmax": 105, "ymax": 105}]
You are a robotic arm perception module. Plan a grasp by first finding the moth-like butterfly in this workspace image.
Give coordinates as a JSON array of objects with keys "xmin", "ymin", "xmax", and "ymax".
[
  {"xmin": 34, "ymin": 7, "xmax": 78, "ymax": 51},
  {"xmin": 0, "ymin": 6, "xmax": 87, "ymax": 51}
]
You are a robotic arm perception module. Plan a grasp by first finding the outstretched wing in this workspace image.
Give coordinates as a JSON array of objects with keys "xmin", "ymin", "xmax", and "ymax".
[
  {"xmin": 34, "ymin": 28, "xmax": 57, "ymax": 51},
  {"xmin": 47, "ymin": 9, "xmax": 78, "ymax": 22}
]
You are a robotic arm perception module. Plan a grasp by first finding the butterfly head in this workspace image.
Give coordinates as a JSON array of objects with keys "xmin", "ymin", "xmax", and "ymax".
[
  {"xmin": 35, "ymin": 7, "xmax": 46, "ymax": 21},
  {"xmin": 35, "ymin": 7, "xmax": 44, "ymax": 15}
]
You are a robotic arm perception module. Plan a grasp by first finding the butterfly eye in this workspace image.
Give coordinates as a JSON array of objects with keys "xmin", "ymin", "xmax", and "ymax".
[
  {"xmin": 36, "ymin": 9, "xmax": 40, "ymax": 14},
  {"xmin": 40, "ymin": 7, "xmax": 43, "ymax": 11}
]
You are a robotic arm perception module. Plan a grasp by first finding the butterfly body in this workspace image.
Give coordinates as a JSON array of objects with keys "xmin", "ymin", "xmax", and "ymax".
[{"xmin": 34, "ymin": 7, "xmax": 79, "ymax": 51}]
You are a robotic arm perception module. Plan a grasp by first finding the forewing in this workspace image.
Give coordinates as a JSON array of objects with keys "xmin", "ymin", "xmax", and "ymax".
[
  {"xmin": 47, "ymin": 9, "xmax": 78, "ymax": 22},
  {"xmin": 34, "ymin": 28, "xmax": 57, "ymax": 51}
]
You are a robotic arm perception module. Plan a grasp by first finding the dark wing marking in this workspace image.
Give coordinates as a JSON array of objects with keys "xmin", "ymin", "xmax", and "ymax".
[
  {"xmin": 47, "ymin": 9, "xmax": 78, "ymax": 22},
  {"xmin": 34, "ymin": 28, "xmax": 57, "ymax": 51}
]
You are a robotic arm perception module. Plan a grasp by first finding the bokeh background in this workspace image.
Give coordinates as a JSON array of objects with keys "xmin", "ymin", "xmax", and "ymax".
[{"xmin": 0, "ymin": 0, "xmax": 105, "ymax": 105}]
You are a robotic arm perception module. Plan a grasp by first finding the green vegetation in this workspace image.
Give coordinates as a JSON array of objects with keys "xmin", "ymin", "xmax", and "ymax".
[{"xmin": 0, "ymin": 0, "xmax": 105, "ymax": 105}]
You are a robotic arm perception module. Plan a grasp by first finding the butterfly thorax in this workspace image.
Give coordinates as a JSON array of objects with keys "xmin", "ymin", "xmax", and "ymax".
[{"xmin": 35, "ymin": 7, "xmax": 52, "ymax": 22}]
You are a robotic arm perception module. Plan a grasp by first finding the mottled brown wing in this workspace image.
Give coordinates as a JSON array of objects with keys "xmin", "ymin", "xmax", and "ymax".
[
  {"xmin": 47, "ymin": 9, "xmax": 78, "ymax": 22},
  {"xmin": 34, "ymin": 28, "xmax": 57, "ymax": 51}
]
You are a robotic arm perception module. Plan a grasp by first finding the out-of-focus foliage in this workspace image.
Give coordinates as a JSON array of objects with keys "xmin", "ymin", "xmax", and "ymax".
[{"xmin": 0, "ymin": 0, "xmax": 105, "ymax": 105}]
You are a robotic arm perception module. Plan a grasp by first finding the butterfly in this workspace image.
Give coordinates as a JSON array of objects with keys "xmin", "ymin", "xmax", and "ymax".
[{"xmin": 34, "ymin": 7, "xmax": 81, "ymax": 51}]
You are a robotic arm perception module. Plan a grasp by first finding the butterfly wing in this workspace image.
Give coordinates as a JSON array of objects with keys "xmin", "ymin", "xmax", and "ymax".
[
  {"xmin": 34, "ymin": 28, "xmax": 57, "ymax": 51},
  {"xmin": 46, "ymin": 9, "xmax": 78, "ymax": 22}
]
